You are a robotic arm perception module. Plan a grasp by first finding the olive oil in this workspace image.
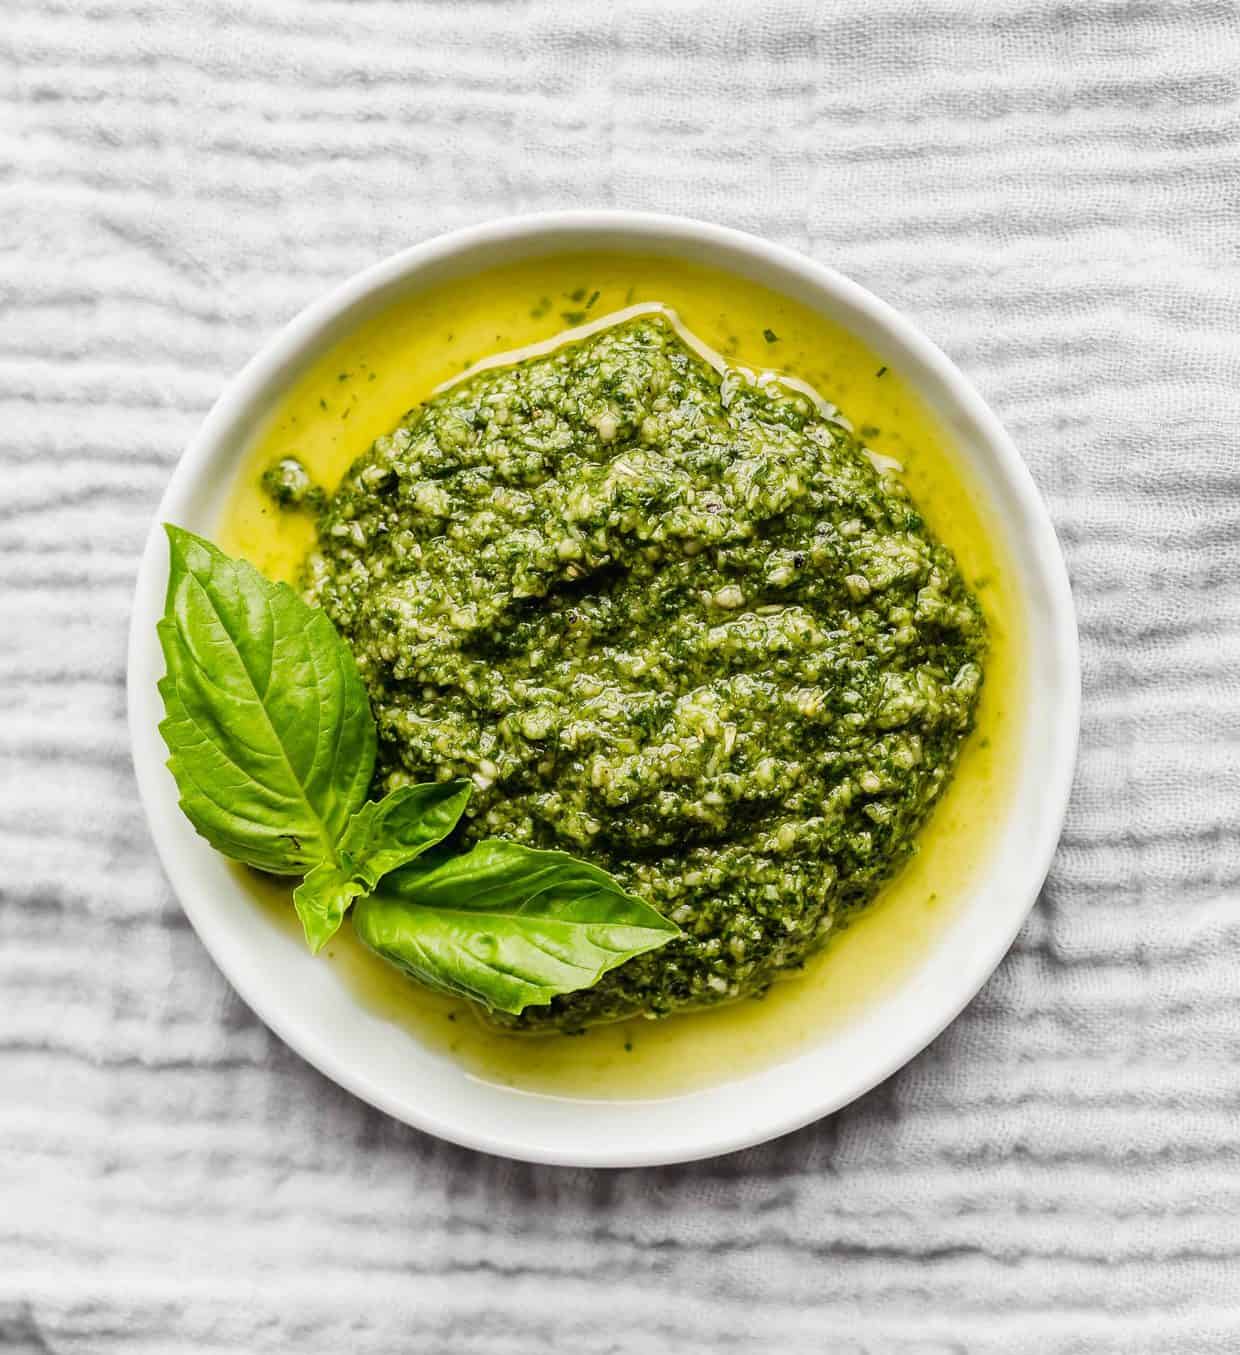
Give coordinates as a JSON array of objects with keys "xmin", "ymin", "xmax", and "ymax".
[{"xmin": 219, "ymin": 253, "xmax": 1023, "ymax": 1099}]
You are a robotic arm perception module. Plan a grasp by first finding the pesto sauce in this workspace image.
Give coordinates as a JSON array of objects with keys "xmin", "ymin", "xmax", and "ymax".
[{"xmin": 291, "ymin": 314, "xmax": 986, "ymax": 1031}]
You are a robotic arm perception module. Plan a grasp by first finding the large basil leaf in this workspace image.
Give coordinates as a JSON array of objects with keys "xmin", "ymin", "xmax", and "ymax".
[
  {"xmin": 293, "ymin": 780, "xmax": 472, "ymax": 953},
  {"xmin": 352, "ymin": 840, "xmax": 681, "ymax": 1015},
  {"xmin": 157, "ymin": 525, "xmax": 376, "ymax": 875}
]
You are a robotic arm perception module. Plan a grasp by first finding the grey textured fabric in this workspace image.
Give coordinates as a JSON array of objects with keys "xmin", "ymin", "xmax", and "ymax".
[{"xmin": 4, "ymin": 2, "xmax": 1239, "ymax": 1351}]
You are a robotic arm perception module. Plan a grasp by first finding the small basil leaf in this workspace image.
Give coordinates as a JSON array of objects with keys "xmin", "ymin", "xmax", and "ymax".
[
  {"xmin": 293, "ymin": 780, "xmax": 473, "ymax": 953},
  {"xmin": 352, "ymin": 840, "xmax": 681, "ymax": 1015},
  {"xmin": 339, "ymin": 780, "xmax": 473, "ymax": 890},
  {"xmin": 293, "ymin": 863, "xmax": 366, "ymax": 955},
  {"xmin": 157, "ymin": 525, "xmax": 376, "ymax": 874}
]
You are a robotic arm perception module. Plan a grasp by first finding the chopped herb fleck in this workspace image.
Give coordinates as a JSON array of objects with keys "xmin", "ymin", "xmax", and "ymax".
[
  {"xmin": 561, "ymin": 310, "xmax": 588, "ymax": 325},
  {"xmin": 586, "ymin": 290, "xmax": 600, "ymax": 310},
  {"xmin": 876, "ymin": 365, "xmax": 888, "ymax": 378},
  {"xmin": 569, "ymin": 287, "xmax": 587, "ymax": 303},
  {"xmin": 763, "ymin": 328, "xmax": 780, "ymax": 344}
]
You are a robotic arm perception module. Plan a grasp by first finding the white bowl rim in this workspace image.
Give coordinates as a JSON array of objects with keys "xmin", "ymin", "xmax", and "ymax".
[{"xmin": 127, "ymin": 209, "xmax": 1080, "ymax": 1167}]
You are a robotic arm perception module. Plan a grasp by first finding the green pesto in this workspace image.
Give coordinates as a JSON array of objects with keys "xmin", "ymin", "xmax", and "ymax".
[
  {"xmin": 300, "ymin": 315, "xmax": 986, "ymax": 1031},
  {"xmin": 261, "ymin": 456, "xmax": 324, "ymax": 513}
]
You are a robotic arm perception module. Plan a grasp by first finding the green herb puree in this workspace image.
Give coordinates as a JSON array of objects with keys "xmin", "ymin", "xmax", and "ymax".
[{"xmin": 298, "ymin": 314, "xmax": 986, "ymax": 1030}]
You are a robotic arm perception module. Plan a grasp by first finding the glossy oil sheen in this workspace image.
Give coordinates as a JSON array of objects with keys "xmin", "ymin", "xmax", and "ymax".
[{"xmin": 218, "ymin": 252, "xmax": 1023, "ymax": 1100}]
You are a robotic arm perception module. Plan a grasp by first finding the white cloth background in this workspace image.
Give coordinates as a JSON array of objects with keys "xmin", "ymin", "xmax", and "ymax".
[{"xmin": 4, "ymin": 2, "xmax": 1239, "ymax": 1351}]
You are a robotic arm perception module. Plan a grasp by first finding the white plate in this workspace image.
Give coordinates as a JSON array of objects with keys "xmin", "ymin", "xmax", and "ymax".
[{"xmin": 128, "ymin": 212, "xmax": 1079, "ymax": 1166}]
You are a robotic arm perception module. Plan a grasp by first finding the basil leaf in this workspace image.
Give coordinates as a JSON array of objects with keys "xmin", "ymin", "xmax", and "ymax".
[
  {"xmin": 293, "ymin": 780, "xmax": 472, "ymax": 953},
  {"xmin": 157, "ymin": 525, "xmax": 376, "ymax": 875},
  {"xmin": 352, "ymin": 840, "xmax": 681, "ymax": 1015},
  {"xmin": 339, "ymin": 780, "xmax": 473, "ymax": 889},
  {"xmin": 293, "ymin": 863, "xmax": 366, "ymax": 954}
]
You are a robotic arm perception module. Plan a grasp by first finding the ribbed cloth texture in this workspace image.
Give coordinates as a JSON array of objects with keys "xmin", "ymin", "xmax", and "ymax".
[{"xmin": 3, "ymin": 2, "xmax": 1238, "ymax": 1351}]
